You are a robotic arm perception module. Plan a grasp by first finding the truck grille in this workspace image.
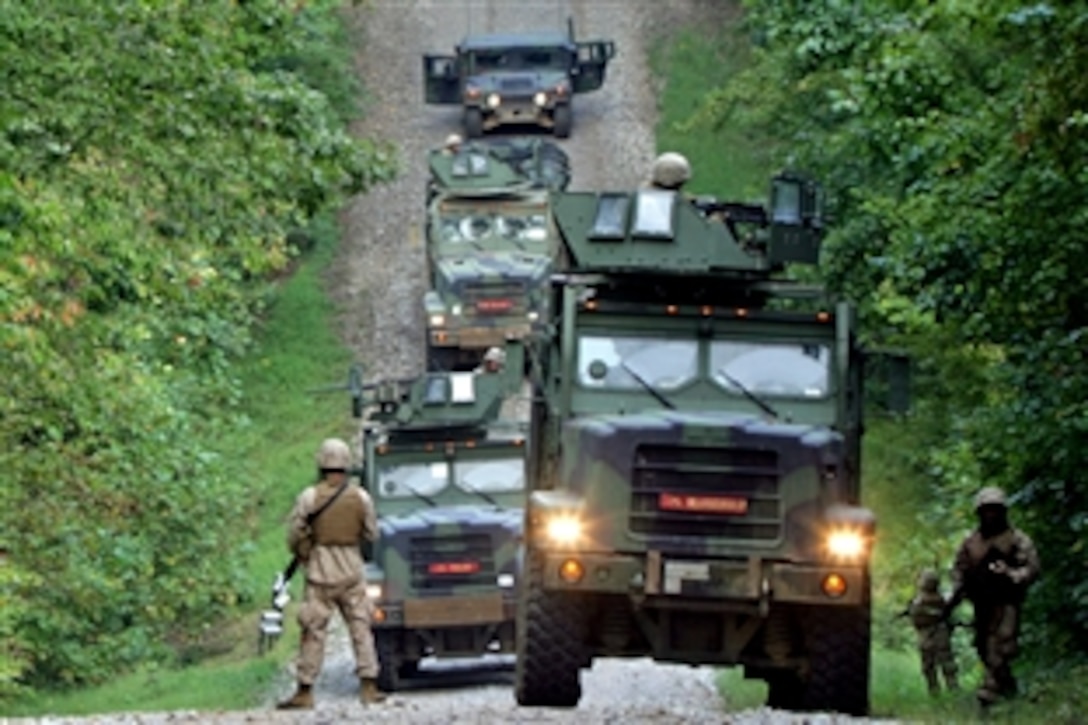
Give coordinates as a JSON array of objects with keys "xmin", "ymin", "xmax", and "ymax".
[
  {"xmin": 629, "ymin": 444, "xmax": 782, "ymax": 540},
  {"xmin": 499, "ymin": 77, "xmax": 535, "ymax": 94},
  {"xmin": 463, "ymin": 281, "xmax": 529, "ymax": 315},
  {"xmin": 410, "ymin": 534, "xmax": 496, "ymax": 588}
]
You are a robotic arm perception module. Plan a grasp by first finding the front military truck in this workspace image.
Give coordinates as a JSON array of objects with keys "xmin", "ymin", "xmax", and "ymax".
[
  {"xmin": 351, "ymin": 347, "xmax": 528, "ymax": 692},
  {"xmin": 515, "ymin": 177, "xmax": 874, "ymax": 715},
  {"xmin": 424, "ymin": 138, "xmax": 570, "ymax": 371},
  {"xmin": 423, "ymin": 20, "xmax": 615, "ymax": 138}
]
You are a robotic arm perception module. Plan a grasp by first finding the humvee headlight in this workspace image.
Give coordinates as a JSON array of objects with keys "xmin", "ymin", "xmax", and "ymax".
[
  {"xmin": 451, "ymin": 304, "xmax": 463, "ymax": 316},
  {"xmin": 527, "ymin": 310, "xmax": 539, "ymax": 322},
  {"xmin": 545, "ymin": 515, "xmax": 583, "ymax": 546},
  {"xmin": 826, "ymin": 529, "xmax": 866, "ymax": 560},
  {"xmin": 429, "ymin": 313, "xmax": 446, "ymax": 327},
  {"xmin": 496, "ymin": 573, "xmax": 515, "ymax": 588},
  {"xmin": 533, "ymin": 91, "xmax": 547, "ymax": 107},
  {"xmin": 365, "ymin": 583, "xmax": 382, "ymax": 600},
  {"xmin": 486, "ymin": 93, "xmax": 501, "ymax": 109}
]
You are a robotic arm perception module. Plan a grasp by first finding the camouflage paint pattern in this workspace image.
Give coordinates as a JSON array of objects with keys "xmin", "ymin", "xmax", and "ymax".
[
  {"xmin": 424, "ymin": 140, "xmax": 568, "ymax": 365},
  {"xmin": 520, "ymin": 182, "xmax": 873, "ymax": 694},
  {"xmin": 352, "ymin": 360, "xmax": 528, "ymax": 665}
]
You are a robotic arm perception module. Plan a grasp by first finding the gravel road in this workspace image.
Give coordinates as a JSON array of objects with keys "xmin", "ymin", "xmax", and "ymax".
[{"xmin": 9, "ymin": 3, "xmax": 902, "ymax": 723}]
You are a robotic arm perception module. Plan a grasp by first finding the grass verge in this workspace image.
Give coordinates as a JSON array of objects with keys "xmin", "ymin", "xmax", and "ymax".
[{"xmin": 5, "ymin": 214, "xmax": 355, "ymax": 717}]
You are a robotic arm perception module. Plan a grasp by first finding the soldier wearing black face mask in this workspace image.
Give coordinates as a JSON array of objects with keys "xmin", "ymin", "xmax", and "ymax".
[{"xmin": 945, "ymin": 487, "xmax": 1040, "ymax": 707}]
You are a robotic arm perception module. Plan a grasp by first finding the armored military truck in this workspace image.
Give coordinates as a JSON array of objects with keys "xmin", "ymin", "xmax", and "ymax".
[
  {"xmin": 514, "ymin": 178, "xmax": 874, "ymax": 715},
  {"xmin": 351, "ymin": 346, "xmax": 527, "ymax": 692},
  {"xmin": 423, "ymin": 21, "xmax": 615, "ymax": 138},
  {"xmin": 424, "ymin": 138, "xmax": 569, "ymax": 371}
]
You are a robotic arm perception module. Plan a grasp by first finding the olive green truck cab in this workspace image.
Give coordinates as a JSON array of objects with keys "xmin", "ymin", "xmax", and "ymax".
[
  {"xmin": 350, "ymin": 348, "xmax": 527, "ymax": 691},
  {"xmin": 515, "ymin": 179, "xmax": 874, "ymax": 715},
  {"xmin": 423, "ymin": 138, "xmax": 569, "ymax": 371},
  {"xmin": 423, "ymin": 22, "xmax": 615, "ymax": 138}
]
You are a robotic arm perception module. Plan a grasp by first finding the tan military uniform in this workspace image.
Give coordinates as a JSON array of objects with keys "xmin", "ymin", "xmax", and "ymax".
[
  {"xmin": 288, "ymin": 478, "xmax": 380, "ymax": 683},
  {"xmin": 951, "ymin": 526, "xmax": 1039, "ymax": 703},
  {"xmin": 908, "ymin": 588, "xmax": 958, "ymax": 694}
]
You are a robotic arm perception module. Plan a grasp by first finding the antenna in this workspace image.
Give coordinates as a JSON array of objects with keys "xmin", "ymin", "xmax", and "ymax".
[{"xmin": 467, "ymin": 0, "xmax": 472, "ymax": 36}]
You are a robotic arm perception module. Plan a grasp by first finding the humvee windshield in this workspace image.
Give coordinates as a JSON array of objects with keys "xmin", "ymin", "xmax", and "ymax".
[
  {"xmin": 469, "ymin": 48, "xmax": 571, "ymax": 73},
  {"xmin": 577, "ymin": 334, "xmax": 831, "ymax": 398},
  {"xmin": 437, "ymin": 200, "xmax": 550, "ymax": 246},
  {"xmin": 378, "ymin": 456, "xmax": 525, "ymax": 499}
]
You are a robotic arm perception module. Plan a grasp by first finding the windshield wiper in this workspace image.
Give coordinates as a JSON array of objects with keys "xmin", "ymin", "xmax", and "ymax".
[
  {"xmin": 621, "ymin": 361, "xmax": 676, "ymax": 410},
  {"xmin": 459, "ymin": 481, "xmax": 500, "ymax": 507},
  {"xmin": 401, "ymin": 483, "xmax": 438, "ymax": 507},
  {"xmin": 717, "ymin": 368, "xmax": 780, "ymax": 420}
]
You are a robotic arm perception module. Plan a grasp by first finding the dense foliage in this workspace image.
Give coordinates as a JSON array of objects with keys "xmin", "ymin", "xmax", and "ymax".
[
  {"xmin": 707, "ymin": 0, "xmax": 1087, "ymax": 658},
  {"xmin": 0, "ymin": 0, "xmax": 394, "ymax": 693}
]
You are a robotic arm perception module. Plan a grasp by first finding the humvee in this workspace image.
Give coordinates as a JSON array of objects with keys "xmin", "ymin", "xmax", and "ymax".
[
  {"xmin": 514, "ymin": 177, "xmax": 876, "ymax": 715},
  {"xmin": 423, "ymin": 138, "xmax": 569, "ymax": 372},
  {"xmin": 423, "ymin": 22, "xmax": 615, "ymax": 138},
  {"xmin": 351, "ymin": 346, "xmax": 527, "ymax": 692}
]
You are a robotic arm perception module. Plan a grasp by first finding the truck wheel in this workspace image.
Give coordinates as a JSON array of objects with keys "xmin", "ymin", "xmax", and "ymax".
[
  {"xmin": 553, "ymin": 105, "xmax": 572, "ymax": 139},
  {"xmin": 374, "ymin": 630, "xmax": 401, "ymax": 693},
  {"xmin": 801, "ymin": 604, "xmax": 870, "ymax": 715},
  {"xmin": 766, "ymin": 672, "xmax": 803, "ymax": 710},
  {"xmin": 397, "ymin": 659, "xmax": 420, "ymax": 679},
  {"xmin": 464, "ymin": 108, "xmax": 484, "ymax": 138},
  {"xmin": 514, "ymin": 551, "xmax": 585, "ymax": 707}
]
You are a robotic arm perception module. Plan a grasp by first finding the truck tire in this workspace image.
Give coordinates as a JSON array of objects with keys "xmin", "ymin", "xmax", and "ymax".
[
  {"xmin": 553, "ymin": 105, "xmax": 572, "ymax": 139},
  {"xmin": 801, "ymin": 604, "xmax": 870, "ymax": 715},
  {"xmin": 766, "ymin": 672, "xmax": 803, "ymax": 710},
  {"xmin": 514, "ymin": 551, "xmax": 585, "ymax": 707},
  {"xmin": 464, "ymin": 108, "xmax": 484, "ymax": 138},
  {"xmin": 374, "ymin": 630, "xmax": 401, "ymax": 693}
]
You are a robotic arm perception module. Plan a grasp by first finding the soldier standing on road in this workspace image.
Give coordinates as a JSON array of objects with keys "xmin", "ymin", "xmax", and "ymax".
[
  {"xmin": 944, "ymin": 486, "xmax": 1040, "ymax": 707},
  {"xmin": 277, "ymin": 438, "xmax": 387, "ymax": 710},
  {"xmin": 906, "ymin": 568, "xmax": 959, "ymax": 695}
]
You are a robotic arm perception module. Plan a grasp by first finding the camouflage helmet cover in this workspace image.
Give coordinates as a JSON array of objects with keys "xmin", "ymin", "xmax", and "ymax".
[
  {"xmin": 917, "ymin": 568, "xmax": 940, "ymax": 591},
  {"xmin": 974, "ymin": 486, "xmax": 1007, "ymax": 510},
  {"xmin": 483, "ymin": 346, "xmax": 506, "ymax": 364},
  {"xmin": 317, "ymin": 438, "xmax": 351, "ymax": 470},
  {"xmin": 650, "ymin": 152, "xmax": 692, "ymax": 189}
]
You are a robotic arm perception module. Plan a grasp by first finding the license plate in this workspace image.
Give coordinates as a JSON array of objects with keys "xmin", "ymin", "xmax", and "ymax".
[{"xmin": 658, "ymin": 492, "xmax": 748, "ymax": 515}]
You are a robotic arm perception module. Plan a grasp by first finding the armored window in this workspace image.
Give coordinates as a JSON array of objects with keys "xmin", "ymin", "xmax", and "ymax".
[
  {"xmin": 450, "ymin": 372, "xmax": 476, "ymax": 403},
  {"xmin": 710, "ymin": 341, "xmax": 831, "ymax": 398},
  {"xmin": 577, "ymin": 335, "xmax": 697, "ymax": 391},
  {"xmin": 456, "ymin": 457, "xmax": 525, "ymax": 493},
  {"xmin": 771, "ymin": 179, "xmax": 802, "ymax": 224},
  {"xmin": 451, "ymin": 152, "xmax": 489, "ymax": 177},
  {"xmin": 377, "ymin": 462, "xmax": 448, "ymax": 499},
  {"xmin": 632, "ymin": 190, "xmax": 676, "ymax": 239},
  {"xmin": 423, "ymin": 375, "xmax": 449, "ymax": 405},
  {"xmin": 590, "ymin": 193, "xmax": 630, "ymax": 240}
]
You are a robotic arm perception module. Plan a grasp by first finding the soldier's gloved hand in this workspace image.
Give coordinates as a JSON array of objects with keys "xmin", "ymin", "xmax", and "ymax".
[{"xmin": 988, "ymin": 560, "xmax": 1009, "ymax": 577}]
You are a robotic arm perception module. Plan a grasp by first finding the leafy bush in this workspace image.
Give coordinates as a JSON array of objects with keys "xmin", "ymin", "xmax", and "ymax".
[{"xmin": 0, "ymin": 0, "xmax": 393, "ymax": 692}]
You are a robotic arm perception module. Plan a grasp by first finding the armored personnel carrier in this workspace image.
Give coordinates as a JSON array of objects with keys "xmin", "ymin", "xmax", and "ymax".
[
  {"xmin": 514, "ymin": 177, "xmax": 874, "ymax": 715},
  {"xmin": 351, "ymin": 346, "xmax": 527, "ymax": 691},
  {"xmin": 423, "ymin": 21, "xmax": 615, "ymax": 138},
  {"xmin": 424, "ymin": 138, "xmax": 569, "ymax": 371}
]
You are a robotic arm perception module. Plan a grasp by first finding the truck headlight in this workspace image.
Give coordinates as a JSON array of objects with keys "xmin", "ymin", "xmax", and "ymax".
[
  {"xmin": 451, "ymin": 304, "xmax": 463, "ymax": 316},
  {"xmin": 365, "ymin": 583, "xmax": 383, "ymax": 600},
  {"xmin": 533, "ymin": 91, "xmax": 547, "ymax": 107},
  {"xmin": 486, "ymin": 93, "xmax": 501, "ymax": 109},
  {"xmin": 826, "ymin": 529, "xmax": 866, "ymax": 561},
  {"xmin": 429, "ymin": 313, "xmax": 446, "ymax": 327},
  {"xmin": 545, "ymin": 515, "xmax": 583, "ymax": 546}
]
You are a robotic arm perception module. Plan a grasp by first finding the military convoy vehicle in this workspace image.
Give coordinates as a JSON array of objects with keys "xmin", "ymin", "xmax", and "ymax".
[
  {"xmin": 514, "ymin": 177, "xmax": 875, "ymax": 715},
  {"xmin": 350, "ymin": 346, "xmax": 527, "ymax": 692},
  {"xmin": 424, "ymin": 138, "xmax": 570, "ymax": 371},
  {"xmin": 423, "ymin": 22, "xmax": 615, "ymax": 138}
]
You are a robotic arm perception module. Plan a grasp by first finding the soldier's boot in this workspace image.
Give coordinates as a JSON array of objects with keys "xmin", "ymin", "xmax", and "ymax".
[
  {"xmin": 276, "ymin": 683, "xmax": 314, "ymax": 710},
  {"xmin": 360, "ymin": 678, "xmax": 388, "ymax": 705}
]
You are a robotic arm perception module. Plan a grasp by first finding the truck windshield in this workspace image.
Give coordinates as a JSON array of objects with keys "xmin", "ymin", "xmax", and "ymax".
[
  {"xmin": 455, "ymin": 457, "xmax": 525, "ymax": 493},
  {"xmin": 438, "ymin": 206, "xmax": 549, "ymax": 247},
  {"xmin": 577, "ymin": 335, "xmax": 698, "ymax": 391},
  {"xmin": 471, "ymin": 48, "xmax": 570, "ymax": 72},
  {"xmin": 710, "ymin": 341, "xmax": 830, "ymax": 398},
  {"xmin": 377, "ymin": 462, "xmax": 448, "ymax": 499}
]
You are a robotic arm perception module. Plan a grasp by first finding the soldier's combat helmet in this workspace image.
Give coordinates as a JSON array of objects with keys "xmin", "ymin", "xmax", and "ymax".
[
  {"xmin": 974, "ymin": 486, "xmax": 1007, "ymax": 511},
  {"xmin": 316, "ymin": 438, "xmax": 351, "ymax": 471},
  {"xmin": 917, "ymin": 568, "xmax": 940, "ymax": 592},
  {"xmin": 650, "ymin": 152, "xmax": 692, "ymax": 190},
  {"xmin": 483, "ymin": 346, "xmax": 506, "ymax": 365},
  {"xmin": 444, "ymin": 133, "xmax": 463, "ymax": 151}
]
